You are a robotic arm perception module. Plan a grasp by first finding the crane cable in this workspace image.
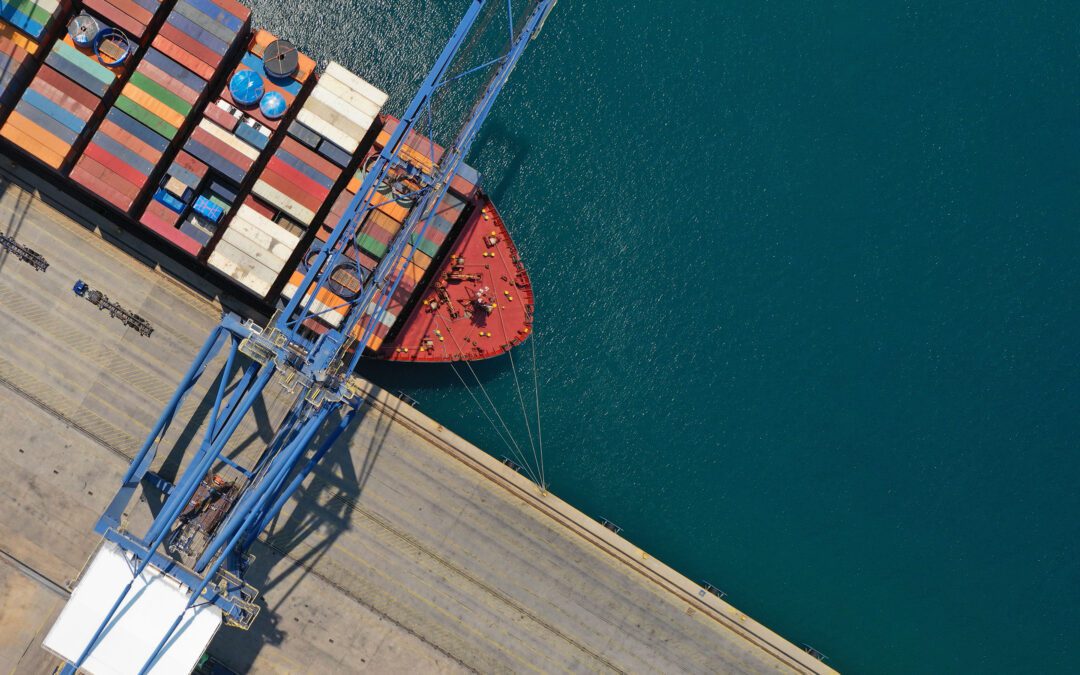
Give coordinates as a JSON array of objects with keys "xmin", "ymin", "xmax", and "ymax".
[
  {"xmin": 492, "ymin": 275, "xmax": 542, "ymax": 487},
  {"xmin": 530, "ymin": 328, "xmax": 545, "ymax": 489},
  {"xmin": 490, "ymin": 239, "xmax": 544, "ymax": 487},
  {"xmin": 435, "ymin": 314, "xmax": 541, "ymax": 486}
]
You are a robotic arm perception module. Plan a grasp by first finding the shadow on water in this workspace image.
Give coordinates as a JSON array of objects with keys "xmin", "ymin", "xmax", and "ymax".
[
  {"xmin": 357, "ymin": 351, "xmax": 514, "ymax": 395},
  {"xmin": 471, "ymin": 118, "xmax": 530, "ymax": 205}
]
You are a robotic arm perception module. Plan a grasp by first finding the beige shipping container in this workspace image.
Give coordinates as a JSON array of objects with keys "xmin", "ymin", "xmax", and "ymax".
[
  {"xmin": 250, "ymin": 179, "xmax": 316, "ymax": 225},
  {"xmin": 325, "ymin": 62, "xmax": 389, "ymax": 110}
]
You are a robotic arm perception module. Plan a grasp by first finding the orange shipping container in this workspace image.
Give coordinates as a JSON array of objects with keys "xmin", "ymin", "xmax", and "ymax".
[{"xmin": 1, "ymin": 111, "xmax": 69, "ymax": 167}]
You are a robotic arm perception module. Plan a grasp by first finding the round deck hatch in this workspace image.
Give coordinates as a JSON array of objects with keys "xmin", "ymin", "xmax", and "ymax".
[
  {"xmin": 229, "ymin": 69, "xmax": 264, "ymax": 107},
  {"xmin": 68, "ymin": 14, "xmax": 101, "ymax": 47},
  {"xmin": 263, "ymin": 39, "xmax": 299, "ymax": 79},
  {"xmin": 260, "ymin": 91, "xmax": 288, "ymax": 119}
]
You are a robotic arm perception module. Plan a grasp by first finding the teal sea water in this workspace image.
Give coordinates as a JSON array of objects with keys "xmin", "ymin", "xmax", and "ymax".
[{"xmin": 246, "ymin": 1, "xmax": 1079, "ymax": 671}]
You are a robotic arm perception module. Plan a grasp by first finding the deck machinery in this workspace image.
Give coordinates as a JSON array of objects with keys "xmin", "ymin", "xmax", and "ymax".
[{"xmin": 44, "ymin": 1, "xmax": 558, "ymax": 672}]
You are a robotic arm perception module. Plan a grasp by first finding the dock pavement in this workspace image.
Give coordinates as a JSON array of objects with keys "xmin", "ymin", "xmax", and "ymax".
[{"xmin": 0, "ymin": 157, "xmax": 834, "ymax": 674}]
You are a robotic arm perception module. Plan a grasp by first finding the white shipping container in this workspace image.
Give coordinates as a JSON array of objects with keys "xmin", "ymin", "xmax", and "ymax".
[
  {"xmin": 234, "ymin": 204, "xmax": 301, "ymax": 248},
  {"xmin": 315, "ymin": 74, "xmax": 384, "ymax": 120},
  {"xmin": 308, "ymin": 87, "xmax": 373, "ymax": 138},
  {"xmin": 250, "ymin": 179, "xmax": 316, "ymax": 225},
  {"xmin": 296, "ymin": 107, "xmax": 360, "ymax": 153},
  {"xmin": 221, "ymin": 225, "xmax": 290, "ymax": 272},
  {"xmin": 227, "ymin": 209, "xmax": 276, "ymax": 249},
  {"xmin": 214, "ymin": 99, "xmax": 241, "ymax": 117},
  {"xmin": 304, "ymin": 93, "xmax": 371, "ymax": 144},
  {"xmin": 208, "ymin": 248, "xmax": 275, "ymax": 297},
  {"xmin": 325, "ymin": 62, "xmax": 389, "ymax": 109},
  {"xmin": 228, "ymin": 214, "xmax": 296, "ymax": 261},
  {"xmin": 199, "ymin": 119, "xmax": 259, "ymax": 160},
  {"xmin": 282, "ymin": 281, "xmax": 347, "ymax": 327},
  {"xmin": 363, "ymin": 300, "xmax": 398, "ymax": 328}
]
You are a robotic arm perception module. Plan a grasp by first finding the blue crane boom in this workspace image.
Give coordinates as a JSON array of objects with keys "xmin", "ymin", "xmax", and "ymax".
[{"xmin": 57, "ymin": 1, "xmax": 557, "ymax": 672}]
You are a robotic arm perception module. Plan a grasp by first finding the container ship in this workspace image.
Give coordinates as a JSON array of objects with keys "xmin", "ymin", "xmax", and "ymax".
[{"xmin": 0, "ymin": 0, "xmax": 534, "ymax": 362}]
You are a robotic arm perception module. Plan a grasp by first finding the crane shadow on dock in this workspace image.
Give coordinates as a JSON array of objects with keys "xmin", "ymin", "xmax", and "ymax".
[
  {"xmin": 0, "ymin": 174, "xmax": 35, "ymax": 275},
  {"xmin": 146, "ymin": 355, "xmax": 280, "ymax": 494},
  {"xmin": 203, "ymin": 394, "xmax": 409, "ymax": 672}
]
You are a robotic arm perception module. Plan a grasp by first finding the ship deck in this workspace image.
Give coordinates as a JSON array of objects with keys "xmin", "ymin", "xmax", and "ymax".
[
  {"xmin": 382, "ymin": 195, "xmax": 534, "ymax": 362},
  {"xmin": 0, "ymin": 160, "xmax": 832, "ymax": 674}
]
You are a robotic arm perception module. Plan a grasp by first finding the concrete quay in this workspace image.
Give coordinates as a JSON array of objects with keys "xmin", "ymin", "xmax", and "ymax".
[{"xmin": 0, "ymin": 159, "xmax": 834, "ymax": 674}]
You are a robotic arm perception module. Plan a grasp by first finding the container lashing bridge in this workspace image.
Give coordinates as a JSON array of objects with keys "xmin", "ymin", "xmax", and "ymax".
[{"xmin": 48, "ymin": 1, "xmax": 558, "ymax": 672}]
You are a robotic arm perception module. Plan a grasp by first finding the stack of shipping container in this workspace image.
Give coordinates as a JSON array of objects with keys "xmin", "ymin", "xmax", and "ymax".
[
  {"xmin": 347, "ymin": 121, "xmax": 473, "ymax": 351},
  {"xmin": 1, "ymin": 0, "xmax": 70, "ymax": 115},
  {"xmin": 284, "ymin": 120, "xmax": 479, "ymax": 352},
  {"xmin": 217, "ymin": 60, "xmax": 387, "ymax": 298},
  {"xmin": 0, "ymin": 6, "xmax": 506, "ymax": 358},
  {"xmin": 81, "ymin": 0, "xmax": 155, "ymax": 39},
  {"xmin": 75, "ymin": 0, "xmax": 249, "ymax": 218},
  {"xmin": 0, "ymin": 6, "xmax": 141, "ymax": 170},
  {"xmin": 0, "ymin": 21, "xmax": 40, "ymax": 113},
  {"xmin": 0, "ymin": 0, "xmax": 67, "ymax": 50},
  {"xmin": 280, "ymin": 165, "xmax": 370, "ymax": 335},
  {"xmin": 144, "ymin": 29, "xmax": 310, "ymax": 259}
]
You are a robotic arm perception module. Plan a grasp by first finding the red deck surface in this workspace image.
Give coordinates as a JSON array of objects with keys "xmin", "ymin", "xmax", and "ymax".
[{"xmin": 379, "ymin": 194, "xmax": 534, "ymax": 362}]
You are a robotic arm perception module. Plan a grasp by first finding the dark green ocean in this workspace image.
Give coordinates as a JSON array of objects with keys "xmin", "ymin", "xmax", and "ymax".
[{"xmin": 245, "ymin": 1, "xmax": 1079, "ymax": 671}]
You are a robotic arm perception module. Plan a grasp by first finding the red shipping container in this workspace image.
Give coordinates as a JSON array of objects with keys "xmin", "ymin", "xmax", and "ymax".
[
  {"xmin": 71, "ymin": 165, "xmax": 135, "ymax": 211},
  {"xmin": 143, "ymin": 197, "xmax": 182, "ymax": 228},
  {"xmin": 257, "ymin": 167, "xmax": 324, "ymax": 215},
  {"xmin": 34, "ymin": 66, "xmax": 100, "ymax": 111},
  {"xmin": 152, "ymin": 35, "xmax": 213, "ymax": 80},
  {"xmin": 83, "ymin": 0, "xmax": 147, "ymax": 37},
  {"xmin": 173, "ymin": 149, "xmax": 208, "ymax": 178},
  {"xmin": 28, "ymin": 79, "xmax": 94, "ymax": 121},
  {"xmin": 191, "ymin": 125, "xmax": 250, "ymax": 170},
  {"xmin": 158, "ymin": 24, "xmax": 219, "ymax": 73},
  {"xmin": 206, "ymin": 0, "xmax": 249, "ymax": 22},
  {"xmin": 97, "ymin": 119, "xmax": 163, "ymax": 163},
  {"xmin": 279, "ymin": 136, "xmax": 339, "ymax": 182},
  {"xmin": 83, "ymin": 142, "xmax": 149, "ymax": 188},
  {"xmin": 243, "ymin": 195, "xmax": 275, "ymax": 219},
  {"xmin": 264, "ymin": 156, "xmax": 328, "ymax": 206},
  {"xmin": 364, "ymin": 217, "xmax": 398, "ymax": 245},
  {"xmin": 137, "ymin": 61, "xmax": 201, "ymax": 105},
  {"xmin": 75, "ymin": 153, "xmax": 141, "ymax": 199},
  {"xmin": 99, "ymin": 0, "xmax": 154, "ymax": 25},
  {"xmin": 142, "ymin": 205, "xmax": 202, "ymax": 255},
  {"xmin": 202, "ymin": 100, "xmax": 238, "ymax": 132}
]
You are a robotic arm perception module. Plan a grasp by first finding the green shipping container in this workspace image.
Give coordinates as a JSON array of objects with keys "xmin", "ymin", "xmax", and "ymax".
[
  {"xmin": 357, "ymin": 233, "xmax": 387, "ymax": 260},
  {"xmin": 128, "ymin": 71, "xmax": 192, "ymax": 117},
  {"xmin": 114, "ymin": 95, "xmax": 177, "ymax": 139}
]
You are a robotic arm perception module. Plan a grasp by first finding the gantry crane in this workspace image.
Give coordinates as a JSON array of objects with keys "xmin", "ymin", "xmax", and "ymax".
[{"xmin": 48, "ymin": 1, "xmax": 558, "ymax": 672}]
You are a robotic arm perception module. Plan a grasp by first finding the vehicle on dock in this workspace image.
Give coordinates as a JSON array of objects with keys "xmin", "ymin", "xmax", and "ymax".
[
  {"xmin": 30, "ymin": 1, "xmax": 557, "ymax": 670},
  {"xmin": 0, "ymin": 233, "xmax": 49, "ymax": 271},
  {"xmin": 1, "ymin": 0, "xmax": 533, "ymax": 365},
  {"xmin": 72, "ymin": 279, "xmax": 153, "ymax": 336}
]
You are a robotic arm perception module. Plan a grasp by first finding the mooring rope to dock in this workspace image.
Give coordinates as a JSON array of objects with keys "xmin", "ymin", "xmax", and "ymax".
[{"xmin": 434, "ymin": 313, "xmax": 542, "ymax": 487}]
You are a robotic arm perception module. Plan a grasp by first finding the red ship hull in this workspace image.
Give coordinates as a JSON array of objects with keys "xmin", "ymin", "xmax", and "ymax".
[{"xmin": 377, "ymin": 193, "xmax": 534, "ymax": 362}]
